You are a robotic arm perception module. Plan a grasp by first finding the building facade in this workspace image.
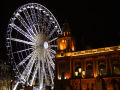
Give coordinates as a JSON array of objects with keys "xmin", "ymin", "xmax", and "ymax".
[
  {"xmin": 55, "ymin": 23, "xmax": 120, "ymax": 90},
  {"xmin": 0, "ymin": 61, "xmax": 12, "ymax": 90}
]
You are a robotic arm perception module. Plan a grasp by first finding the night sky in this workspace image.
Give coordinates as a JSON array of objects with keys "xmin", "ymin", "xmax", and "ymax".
[{"xmin": 0, "ymin": 0, "xmax": 119, "ymax": 60}]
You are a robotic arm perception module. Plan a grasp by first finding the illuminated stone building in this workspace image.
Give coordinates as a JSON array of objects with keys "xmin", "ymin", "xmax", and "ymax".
[
  {"xmin": 55, "ymin": 23, "xmax": 120, "ymax": 90},
  {"xmin": 0, "ymin": 61, "xmax": 12, "ymax": 90}
]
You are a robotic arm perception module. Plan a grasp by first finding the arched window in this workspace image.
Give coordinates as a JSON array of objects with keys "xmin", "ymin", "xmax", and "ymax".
[
  {"xmin": 98, "ymin": 60, "xmax": 106, "ymax": 76},
  {"xmin": 86, "ymin": 62, "xmax": 93, "ymax": 78},
  {"xmin": 111, "ymin": 58, "xmax": 120, "ymax": 75},
  {"xmin": 112, "ymin": 63, "xmax": 120, "ymax": 75}
]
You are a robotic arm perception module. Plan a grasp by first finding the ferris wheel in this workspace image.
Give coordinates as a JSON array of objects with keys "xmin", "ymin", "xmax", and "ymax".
[{"xmin": 6, "ymin": 3, "xmax": 62, "ymax": 90}]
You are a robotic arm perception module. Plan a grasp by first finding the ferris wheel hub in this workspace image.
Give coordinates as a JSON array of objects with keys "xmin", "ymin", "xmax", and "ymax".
[
  {"xmin": 44, "ymin": 41, "xmax": 48, "ymax": 49},
  {"xmin": 34, "ymin": 33, "xmax": 48, "ymax": 48}
]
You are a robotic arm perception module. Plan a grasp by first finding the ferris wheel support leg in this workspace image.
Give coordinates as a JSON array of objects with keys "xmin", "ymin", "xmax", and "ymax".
[{"xmin": 13, "ymin": 82, "xmax": 19, "ymax": 90}]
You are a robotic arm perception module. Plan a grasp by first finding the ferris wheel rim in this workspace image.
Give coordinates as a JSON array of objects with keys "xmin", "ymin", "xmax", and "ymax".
[{"xmin": 10, "ymin": 3, "xmax": 62, "ymax": 35}]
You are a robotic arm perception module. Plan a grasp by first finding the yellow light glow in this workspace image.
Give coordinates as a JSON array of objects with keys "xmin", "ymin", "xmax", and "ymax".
[
  {"xmin": 58, "ymin": 75, "xmax": 61, "ymax": 80},
  {"xmin": 67, "ymin": 32, "xmax": 68, "ymax": 35},
  {"xmin": 66, "ymin": 74, "xmax": 70, "ymax": 79},
  {"xmin": 60, "ymin": 39, "xmax": 66, "ymax": 50},
  {"xmin": 60, "ymin": 45, "xmax": 64, "ymax": 50},
  {"xmin": 82, "ymin": 71, "xmax": 85, "ymax": 75},
  {"xmin": 72, "ymin": 46, "xmax": 75, "ymax": 51},
  {"xmin": 78, "ymin": 68, "xmax": 81, "ymax": 73},
  {"xmin": 66, "ymin": 53, "xmax": 71, "ymax": 56},
  {"xmin": 32, "ymin": 82, "xmax": 35, "ymax": 86},
  {"xmin": 82, "ymin": 71, "xmax": 85, "ymax": 78},
  {"xmin": 94, "ymin": 73, "xmax": 98, "ymax": 78},
  {"xmin": 75, "ymin": 72, "xmax": 78, "ymax": 76},
  {"xmin": 11, "ymin": 80, "xmax": 13, "ymax": 82},
  {"xmin": 63, "ymin": 32, "xmax": 65, "ymax": 36}
]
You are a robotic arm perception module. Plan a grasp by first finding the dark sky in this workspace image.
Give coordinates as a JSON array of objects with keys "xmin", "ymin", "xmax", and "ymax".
[{"xmin": 0, "ymin": 0, "xmax": 119, "ymax": 60}]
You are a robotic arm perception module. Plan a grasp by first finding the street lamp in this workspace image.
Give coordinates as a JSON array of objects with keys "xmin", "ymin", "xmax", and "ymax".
[
  {"xmin": 74, "ymin": 67, "xmax": 85, "ymax": 90},
  {"xmin": 82, "ymin": 71, "xmax": 85, "ymax": 78},
  {"xmin": 75, "ymin": 71, "xmax": 78, "ymax": 77},
  {"xmin": 78, "ymin": 68, "xmax": 82, "ymax": 74}
]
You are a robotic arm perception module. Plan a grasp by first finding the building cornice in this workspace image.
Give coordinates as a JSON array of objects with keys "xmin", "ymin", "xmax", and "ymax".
[{"xmin": 56, "ymin": 45, "xmax": 120, "ymax": 58}]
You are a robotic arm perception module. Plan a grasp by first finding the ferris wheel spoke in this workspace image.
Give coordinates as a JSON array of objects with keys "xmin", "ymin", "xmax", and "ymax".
[
  {"xmin": 37, "ymin": 9, "xmax": 42, "ymax": 33},
  {"xmin": 23, "ymin": 9, "xmax": 33, "ymax": 27},
  {"xmin": 44, "ymin": 58, "xmax": 50, "ymax": 84},
  {"xmin": 48, "ymin": 28, "xmax": 57, "ymax": 38},
  {"xmin": 17, "ymin": 52, "xmax": 33, "ymax": 67},
  {"xmin": 7, "ymin": 38, "xmax": 34, "ymax": 46},
  {"xmin": 15, "ymin": 13, "xmax": 34, "ymax": 39},
  {"xmin": 48, "ymin": 48, "xmax": 56, "ymax": 54},
  {"xmin": 9, "ymin": 23, "xmax": 34, "ymax": 41},
  {"xmin": 49, "ymin": 45, "xmax": 57, "ymax": 48},
  {"xmin": 30, "ymin": 7, "xmax": 38, "ymax": 34},
  {"xmin": 45, "ymin": 19, "xmax": 52, "ymax": 33},
  {"xmin": 38, "ymin": 49, "xmax": 49, "ymax": 85},
  {"xmin": 43, "ymin": 15, "xmax": 49, "ymax": 33},
  {"xmin": 20, "ymin": 52, "xmax": 36, "ymax": 81},
  {"xmin": 26, "ymin": 57, "xmax": 37, "ymax": 82},
  {"xmin": 37, "ymin": 56, "xmax": 44, "ymax": 89},
  {"xmin": 12, "ymin": 48, "xmax": 33, "ymax": 54},
  {"xmin": 43, "ymin": 50, "xmax": 48, "ymax": 84},
  {"xmin": 29, "ymin": 59, "xmax": 39, "ymax": 86},
  {"xmin": 48, "ymin": 37, "xmax": 58, "ymax": 43},
  {"xmin": 44, "ymin": 67, "xmax": 49, "ymax": 85},
  {"xmin": 46, "ymin": 52, "xmax": 54, "ymax": 84},
  {"xmin": 39, "ymin": 65, "xmax": 43, "ymax": 89},
  {"xmin": 13, "ymin": 81, "xmax": 19, "ymax": 90},
  {"xmin": 23, "ymin": 9, "xmax": 36, "ymax": 36},
  {"xmin": 30, "ymin": 7, "xmax": 37, "ymax": 25},
  {"xmin": 47, "ymin": 51, "xmax": 55, "ymax": 70},
  {"xmin": 49, "ymin": 52, "xmax": 55, "ymax": 59}
]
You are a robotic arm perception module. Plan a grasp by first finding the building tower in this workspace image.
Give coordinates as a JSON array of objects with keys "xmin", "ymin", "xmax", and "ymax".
[
  {"xmin": 55, "ymin": 22, "xmax": 75, "ymax": 90},
  {"xmin": 57, "ymin": 22, "xmax": 75, "ymax": 55}
]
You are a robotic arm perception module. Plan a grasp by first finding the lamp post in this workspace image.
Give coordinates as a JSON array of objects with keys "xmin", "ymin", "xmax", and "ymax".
[
  {"xmin": 10, "ymin": 80, "xmax": 13, "ymax": 90},
  {"xmin": 75, "ymin": 67, "xmax": 85, "ymax": 90},
  {"xmin": 78, "ymin": 67, "xmax": 82, "ymax": 90}
]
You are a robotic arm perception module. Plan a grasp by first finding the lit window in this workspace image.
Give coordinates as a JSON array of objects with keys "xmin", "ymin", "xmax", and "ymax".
[
  {"xmin": 63, "ymin": 32, "xmax": 65, "ymax": 36},
  {"xmin": 86, "ymin": 62, "xmax": 93, "ymax": 78},
  {"xmin": 58, "ymin": 75, "xmax": 61, "ymax": 80},
  {"xmin": 67, "ymin": 32, "xmax": 68, "ymax": 35}
]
